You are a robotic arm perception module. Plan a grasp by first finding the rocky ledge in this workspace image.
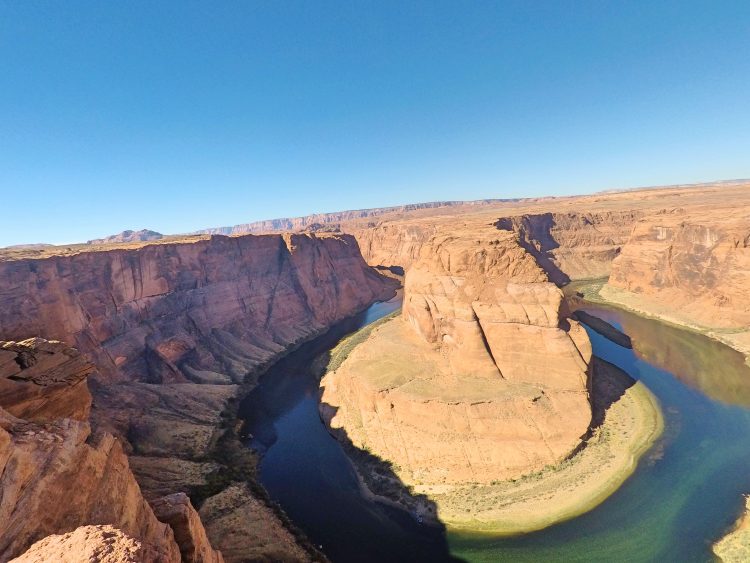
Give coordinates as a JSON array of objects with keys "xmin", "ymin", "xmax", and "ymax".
[
  {"xmin": 0, "ymin": 232, "xmax": 397, "ymax": 561},
  {"xmin": 0, "ymin": 338, "xmax": 222, "ymax": 562}
]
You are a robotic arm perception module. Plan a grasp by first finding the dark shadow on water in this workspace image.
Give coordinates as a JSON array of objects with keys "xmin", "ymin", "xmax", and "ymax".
[
  {"xmin": 572, "ymin": 310, "xmax": 633, "ymax": 349},
  {"xmin": 237, "ymin": 296, "xmax": 462, "ymax": 563},
  {"xmin": 375, "ymin": 264, "xmax": 405, "ymax": 277},
  {"xmin": 318, "ymin": 397, "xmax": 443, "ymax": 527}
]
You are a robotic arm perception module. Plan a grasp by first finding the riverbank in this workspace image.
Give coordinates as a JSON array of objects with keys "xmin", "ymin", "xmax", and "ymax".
[
  {"xmin": 571, "ymin": 279, "xmax": 750, "ymax": 367},
  {"xmin": 714, "ymin": 497, "xmax": 750, "ymax": 562},
  {"xmin": 436, "ymin": 357, "xmax": 662, "ymax": 534},
  {"xmin": 320, "ymin": 314, "xmax": 664, "ymax": 535}
]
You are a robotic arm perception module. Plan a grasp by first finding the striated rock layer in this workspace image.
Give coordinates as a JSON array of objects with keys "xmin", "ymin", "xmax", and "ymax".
[
  {"xmin": 0, "ymin": 338, "xmax": 223, "ymax": 562},
  {"xmin": 0, "ymin": 231, "xmax": 396, "ymax": 560},
  {"xmin": 0, "ymin": 232, "xmax": 395, "ymax": 387},
  {"xmin": 321, "ymin": 228, "xmax": 592, "ymax": 493},
  {"xmin": 604, "ymin": 208, "xmax": 750, "ymax": 360}
]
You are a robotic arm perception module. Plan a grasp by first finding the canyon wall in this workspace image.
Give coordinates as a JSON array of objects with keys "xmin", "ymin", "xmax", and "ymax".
[
  {"xmin": 0, "ymin": 232, "xmax": 396, "ymax": 561},
  {"xmin": 0, "ymin": 338, "xmax": 222, "ymax": 562},
  {"xmin": 0, "ymin": 232, "xmax": 395, "ymax": 386},
  {"xmin": 603, "ymin": 209, "xmax": 750, "ymax": 358},
  {"xmin": 495, "ymin": 210, "xmax": 642, "ymax": 282},
  {"xmin": 345, "ymin": 209, "xmax": 641, "ymax": 283}
]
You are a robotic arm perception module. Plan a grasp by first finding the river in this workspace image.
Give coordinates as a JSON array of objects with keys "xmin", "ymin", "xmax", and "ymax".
[{"xmin": 238, "ymin": 290, "xmax": 750, "ymax": 562}]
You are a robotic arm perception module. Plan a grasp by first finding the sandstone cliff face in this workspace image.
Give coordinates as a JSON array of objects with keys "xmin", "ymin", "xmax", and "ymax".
[
  {"xmin": 0, "ymin": 232, "xmax": 394, "ymax": 387},
  {"xmin": 352, "ymin": 222, "xmax": 438, "ymax": 272},
  {"xmin": 0, "ymin": 338, "xmax": 93, "ymax": 423},
  {"xmin": 495, "ymin": 210, "xmax": 643, "ymax": 282},
  {"xmin": 608, "ymin": 211, "xmax": 750, "ymax": 329},
  {"xmin": 322, "ymin": 228, "xmax": 592, "ymax": 488},
  {"xmin": 0, "ymin": 232, "xmax": 395, "ymax": 479},
  {"xmin": 0, "ymin": 338, "xmax": 224, "ymax": 562},
  {"xmin": 0, "ymin": 233, "xmax": 394, "ymax": 562}
]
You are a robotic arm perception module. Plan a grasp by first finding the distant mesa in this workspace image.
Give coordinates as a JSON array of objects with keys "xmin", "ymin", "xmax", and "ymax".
[
  {"xmin": 2, "ymin": 243, "xmax": 55, "ymax": 250},
  {"xmin": 87, "ymin": 229, "xmax": 164, "ymax": 245}
]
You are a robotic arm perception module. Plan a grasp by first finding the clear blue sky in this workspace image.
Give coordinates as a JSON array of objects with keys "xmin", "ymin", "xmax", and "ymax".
[{"xmin": 1, "ymin": 1, "xmax": 749, "ymax": 246}]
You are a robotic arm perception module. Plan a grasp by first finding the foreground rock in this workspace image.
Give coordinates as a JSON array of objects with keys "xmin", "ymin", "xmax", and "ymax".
[
  {"xmin": 0, "ymin": 338, "xmax": 221, "ymax": 562},
  {"xmin": 0, "ymin": 232, "xmax": 396, "ymax": 561},
  {"xmin": 10, "ymin": 525, "xmax": 164, "ymax": 563}
]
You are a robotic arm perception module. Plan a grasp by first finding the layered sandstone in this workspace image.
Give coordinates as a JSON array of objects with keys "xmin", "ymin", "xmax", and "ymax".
[
  {"xmin": 495, "ymin": 210, "xmax": 642, "ymax": 282},
  {"xmin": 603, "ymin": 208, "xmax": 750, "ymax": 359},
  {"xmin": 0, "ymin": 338, "xmax": 222, "ymax": 562},
  {"xmin": 0, "ymin": 232, "xmax": 394, "ymax": 387},
  {"xmin": 0, "ymin": 233, "xmax": 394, "ymax": 561},
  {"xmin": 10, "ymin": 525, "xmax": 168, "ymax": 563},
  {"xmin": 321, "ymin": 228, "xmax": 593, "ymax": 502}
]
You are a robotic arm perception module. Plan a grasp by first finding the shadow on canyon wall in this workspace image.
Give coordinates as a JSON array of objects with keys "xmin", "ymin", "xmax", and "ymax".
[{"xmin": 495, "ymin": 214, "xmax": 570, "ymax": 286}]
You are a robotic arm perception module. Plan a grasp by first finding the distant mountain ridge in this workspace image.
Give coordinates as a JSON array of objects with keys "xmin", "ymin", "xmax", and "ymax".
[
  {"xmin": 193, "ymin": 199, "xmax": 513, "ymax": 236},
  {"xmin": 87, "ymin": 229, "xmax": 163, "ymax": 245}
]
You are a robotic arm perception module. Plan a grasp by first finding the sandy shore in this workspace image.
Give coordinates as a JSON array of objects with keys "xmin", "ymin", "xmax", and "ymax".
[
  {"xmin": 425, "ymin": 357, "xmax": 663, "ymax": 534},
  {"xmin": 714, "ymin": 497, "xmax": 750, "ymax": 562},
  {"xmin": 594, "ymin": 283, "xmax": 750, "ymax": 367},
  {"xmin": 320, "ymin": 314, "xmax": 664, "ymax": 535}
]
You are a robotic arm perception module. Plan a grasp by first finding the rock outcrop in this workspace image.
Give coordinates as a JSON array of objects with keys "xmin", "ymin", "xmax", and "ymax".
[
  {"xmin": 495, "ymin": 210, "xmax": 643, "ymax": 282},
  {"xmin": 0, "ymin": 232, "xmax": 395, "ymax": 561},
  {"xmin": 0, "ymin": 338, "xmax": 222, "ymax": 562},
  {"xmin": 321, "ymin": 228, "xmax": 592, "ymax": 493},
  {"xmin": 10, "ymin": 525, "xmax": 168, "ymax": 563},
  {"xmin": 151, "ymin": 493, "xmax": 224, "ymax": 563},
  {"xmin": 87, "ymin": 229, "xmax": 164, "ymax": 245}
]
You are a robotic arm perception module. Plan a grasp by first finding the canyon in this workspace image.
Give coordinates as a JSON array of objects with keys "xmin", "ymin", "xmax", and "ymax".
[
  {"xmin": 1, "ymin": 180, "xmax": 749, "ymax": 561},
  {"xmin": 0, "ymin": 233, "xmax": 397, "ymax": 561},
  {"xmin": 319, "ymin": 181, "xmax": 749, "ymax": 536}
]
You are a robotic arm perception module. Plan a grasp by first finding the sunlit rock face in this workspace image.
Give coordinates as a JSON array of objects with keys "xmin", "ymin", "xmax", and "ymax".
[
  {"xmin": 322, "ymin": 228, "xmax": 592, "ymax": 487},
  {"xmin": 608, "ymin": 211, "xmax": 750, "ymax": 329},
  {"xmin": 0, "ymin": 233, "xmax": 396, "ymax": 386},
  {"xmin": 0, "ymin": 233, "xmax": 395, "ymax": 562},
  {"xmin": 0, "ymin": 338, "xmax": 223, "ymax": 563}
]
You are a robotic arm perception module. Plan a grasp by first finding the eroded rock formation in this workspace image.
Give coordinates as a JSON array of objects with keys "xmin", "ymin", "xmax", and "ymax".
[
  {"xmin": 321, "ymin": 228, "xmax": 592, "ymax": 491},
  {"xmin": 603, "ymin": 208, "xmax": 750, "ymax": 359},
  {"xmin": 10, "ymin": 525, "xmax": 168, "ymax": 563},
  {"xmin": 0, "ymin": 338, "xmax": 222, "ymax": 562},
  {"xmin": 495, "ymin": 210, "xmax": 642, "ymax": 282},
  {"xmin": 0, "ymin": 232, "xmax": 395, "ymax": 562}
]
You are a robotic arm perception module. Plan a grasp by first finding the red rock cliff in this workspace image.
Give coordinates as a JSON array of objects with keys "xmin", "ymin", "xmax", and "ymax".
[{"xmin": 0, "ymin": 232, "xmax": 395, "ymax": 386}]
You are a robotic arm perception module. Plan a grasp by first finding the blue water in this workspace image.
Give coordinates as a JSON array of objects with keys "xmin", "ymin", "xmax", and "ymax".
[{"xmin": 239, "ymin": 294, "xmax": 750, "ymax": 562}]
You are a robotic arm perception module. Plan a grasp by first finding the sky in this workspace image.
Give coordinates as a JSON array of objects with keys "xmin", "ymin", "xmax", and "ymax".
[{"xmin": 1, "ymin": 1, "xmax": 749, "ymax": 246}]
